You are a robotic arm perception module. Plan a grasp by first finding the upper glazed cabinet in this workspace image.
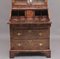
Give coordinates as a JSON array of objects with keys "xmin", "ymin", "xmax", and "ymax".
[{"xmin": 12, "ymin": 0, "xmax": 47, "ymax": 5}]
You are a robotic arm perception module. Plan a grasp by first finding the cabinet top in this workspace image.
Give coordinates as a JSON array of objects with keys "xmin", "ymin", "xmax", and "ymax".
[
  {"xmin": 12, "ymin": 0, "xmax": 48, "ymax": 3},
  {"xmin": 12, "ymin": 0, "xmax": 48, "ymax": 5},
  {"xmin": 12, "ymin": 0, "xmax": 48, "ymax": 9}
]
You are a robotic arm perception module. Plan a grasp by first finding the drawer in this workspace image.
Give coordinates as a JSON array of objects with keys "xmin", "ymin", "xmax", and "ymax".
[
  {"xmin": 11, "ymin": 40, "xmax": 49, "ymax": 50},
  {"xmin": 11, "ymin": 29, "xmax": 49, "ymax": 40},
  {"xmin": 10, "ymin": 24, "xmax": 50, "ymax": 30}
]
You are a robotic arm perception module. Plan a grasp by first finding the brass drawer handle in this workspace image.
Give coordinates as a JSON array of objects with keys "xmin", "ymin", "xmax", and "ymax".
[
  {"xmin": 17, "ymin": 33, "xmax": 21, "ymax": 36},
  {"xmin": 28, "ymin": 30, "xmax": 32, "ymax": 32},
  {"xmin": 39, "ymin": 43, "xmax": 43, "ymax": 46},
  {"xmin": 39, "ymin": 33, "xmax": 42, "ymax": 36},
  {"xmin": 17, "ymin": 43, "xmax": 21, "ymax": 46}
]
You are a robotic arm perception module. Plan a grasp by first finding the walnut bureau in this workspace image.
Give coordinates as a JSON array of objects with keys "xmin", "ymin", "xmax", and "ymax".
[{"xmin": 8, "ymin": 0, "xmax": 51, "ymax": 58}]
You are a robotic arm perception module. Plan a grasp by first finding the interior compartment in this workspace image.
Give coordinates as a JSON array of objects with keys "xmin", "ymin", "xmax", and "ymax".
[
  {"xmin": 35, "ymin": 9, "xmax": 48, "ymax": 16},
  {"xmin": 11, "ymin": 10, "xmax": 25, "ymax": 16}
]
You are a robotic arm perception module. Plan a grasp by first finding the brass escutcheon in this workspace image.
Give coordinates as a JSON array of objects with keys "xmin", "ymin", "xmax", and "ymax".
[
  {"xmin": 39, "ymin": 33, "xmax": 42, "ymax": 36},
  {"xmin": 17, "ymin": 33, "xmax": 21, "ymax": 36},
  {"xmin": 17, "ymin": 43, "xmax": 21, "ymax": 46},
  {"xmin": 28, "ymin": 30, "xmax": 32, "ymax": 33},
  {"xmin": 39, "ymin": 43, "xmax": 43, "ymax": 46}
]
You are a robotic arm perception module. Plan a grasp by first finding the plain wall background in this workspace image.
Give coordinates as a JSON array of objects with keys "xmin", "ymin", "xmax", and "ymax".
[{"xmin": 0, "ymin": 0, "xmax": 60, "ymax": 59}]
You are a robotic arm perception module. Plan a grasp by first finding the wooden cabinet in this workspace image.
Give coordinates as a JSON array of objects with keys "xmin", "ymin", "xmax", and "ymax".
[{"xmin": 9, "ymin": 0, "xmax": 51, "ymax": 58}]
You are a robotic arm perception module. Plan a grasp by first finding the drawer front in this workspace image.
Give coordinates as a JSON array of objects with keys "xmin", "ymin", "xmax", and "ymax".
[
  {"xmin": 11, "ymin": 29, "xmax": 49, "ymax": 40},
  {"xmin": 11, "ymin": 40, "xmax": 49, "ymax": 50}
]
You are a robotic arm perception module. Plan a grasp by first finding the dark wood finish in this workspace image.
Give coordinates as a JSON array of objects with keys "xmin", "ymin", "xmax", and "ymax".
[
  {"xmin": 11, "ymin": 39, "xmax": 49, "ymax": 50},
  {"xmin": 11, "ymin": 28, "xmax": 50, "ymax": 40},
  {"xmin": 9, "ymin": 0, "xmax": 51, "ymax": 58}
]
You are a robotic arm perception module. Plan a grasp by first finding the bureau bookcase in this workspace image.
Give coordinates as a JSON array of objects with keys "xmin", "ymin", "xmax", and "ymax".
[{"xmin": 8, "ymin": 0, "xmax": 51, "ymax": 58}]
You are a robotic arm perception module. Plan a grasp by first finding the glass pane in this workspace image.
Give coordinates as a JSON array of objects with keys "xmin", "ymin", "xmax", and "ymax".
[
  {"xmin": 33, "ymin": 0, "xmax": 45, "ymax": 2},
  {"xmin": 15, "ymin": 0, "xmax": 27, "ymax": 2}
]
